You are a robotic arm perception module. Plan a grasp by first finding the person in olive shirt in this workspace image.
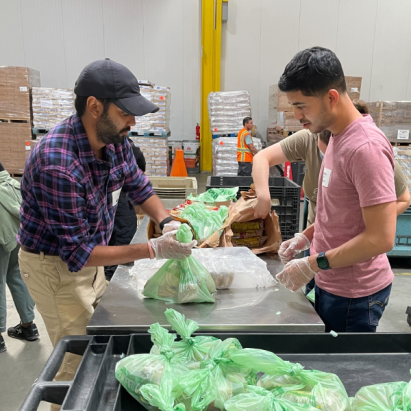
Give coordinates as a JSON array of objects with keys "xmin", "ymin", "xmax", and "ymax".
[
  {"xmin": 253, "ymin": 104, "xmax": 410, "ymax": 295},
  {"xmin": 255, "ymin": 101, "xmax": 409, "ymax": 225}
]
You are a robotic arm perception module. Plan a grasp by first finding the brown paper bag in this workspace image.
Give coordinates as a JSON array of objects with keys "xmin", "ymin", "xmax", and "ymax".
[{"xmin": 200, "ymin": 195, "xmax": 282, "ymax": 254}]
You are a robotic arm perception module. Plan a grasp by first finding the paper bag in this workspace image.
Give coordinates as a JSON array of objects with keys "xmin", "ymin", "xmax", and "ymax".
[{"xmin": 200, "ymin": 195, "xmax": 282, "ymax": 255}]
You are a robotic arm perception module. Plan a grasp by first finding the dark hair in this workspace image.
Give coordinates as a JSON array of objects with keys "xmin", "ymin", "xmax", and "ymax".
[
  {"xmin": 0, "ymin": 161, "xmax": 4, "ymax": 172},
  {"xmin": 243, "ymin": 117, "xmax": 252, "ymax": 126},
  {"xmin": 319, "ymin": 130, "xmax": 332, "ymax": 145},
  {"xmin": 75, "ymin": 96, "xmax": 111, "ymax": 117},
  {"xmin": 279, "ymin": 47, "xmax": 346, "ymax": 97},
  {"xmin": 354, "ymin": 100, "xmax": 369, "ymax": 114}
]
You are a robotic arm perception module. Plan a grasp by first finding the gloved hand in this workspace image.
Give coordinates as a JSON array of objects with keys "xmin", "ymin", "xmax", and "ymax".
[
  {"xmin": 149, "ymin": 230, "xmax": 197, "ymax": 260},
  {"xmin": 276, "ymin": 257, "xmax": 317, "ymax": 292},
  {"xmin": 162, "ymin": 220, "xmax": 181, "ymax": 234},
  {"xmin": 278, "ymin": 233, "xmax": 311, "ymax": 264}
]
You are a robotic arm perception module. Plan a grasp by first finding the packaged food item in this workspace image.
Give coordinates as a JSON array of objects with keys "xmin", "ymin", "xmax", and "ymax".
[
  {"xmin": 231, "ymin": 220, "xmax": 264, "ymax": 233},
  {"xmin": 143, "ymin": 224, "xmax": 216, "ymax": 303},
  {"xmin": 225, "ymin": 385, "xmax": 319, "ymax": 411},
  {"xmin": 115, "ymin": 323, "xmax": 189, "ymax": 410},
  {"xmin": 352, "ymin": 379, "xmax": 411, "ymax": 410},
  {"xmin": 231, "ymin": 237, "xmax": 267, "ymax": 248},
  {"xmin": 231, "ymin": 228, "xmax": 264, "ymax": 239},
  {"xmin": 230, "ymin": 348, "xmax": 350, "ymax": 411},
  {"xmin": 180, "ymin": 203, "xmax": 229, "ymax": 243},
  {"xmin": 175, "ymin": 338, "xmax": 254, "ymax": 411}
]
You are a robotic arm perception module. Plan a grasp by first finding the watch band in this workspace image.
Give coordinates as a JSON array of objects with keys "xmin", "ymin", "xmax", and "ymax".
[
  {"xmin": 317, "ymin": 251, "xmax": 331, "ymax": 270},
  {"xmin": 159, "ymin": 216, "xmax": 174, "ymax": 231}
]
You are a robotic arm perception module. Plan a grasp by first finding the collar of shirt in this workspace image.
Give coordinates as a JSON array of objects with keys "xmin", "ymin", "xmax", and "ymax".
[{"xmin": 72, "ymin": 114, "xmax": 116, "ymax": 165}]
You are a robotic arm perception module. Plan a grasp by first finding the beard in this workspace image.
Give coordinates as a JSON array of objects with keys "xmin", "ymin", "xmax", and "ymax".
[
  {"xmin": 301, "ymin": 101, "xmax": 333, "ymax": 134},
  {"xmin": 96, "ymin": 113, "xmax": 130, "ymax": 145}
]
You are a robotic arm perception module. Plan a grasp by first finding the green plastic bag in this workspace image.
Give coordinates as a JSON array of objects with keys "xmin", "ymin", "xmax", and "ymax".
[
  {"xmin": 230, "ymin": 348, "xmax": 350, "ymax": 411},
  {"xmin": 187, "ymin": 187, "xmax": 239, "ymax": 204},
  {"xmin": 180, "ymin": 203, "xmax": 229, "ymax": 243},
  {"xmin": 225, "ymin": 385, "xmax": 320, "ymax": 411},
  {"xmin": 115, "ymin": 323, "xmax": 189, "ymax": 410},
  {"xmin": 143, "ymin": 225, "xmax": 216, "ymax": 303},
  {"xmin": 140, "ymin": 372, "xmax": 187, "ymax": 411},
  {"xmin": 306, "ymin": 288, "xmax": 315, "ymax": 303},
  {"xmin": 163, "ymin": 308, "xmax": 220, "ymax": 362},
  {"xmin": 352, "ymin": 378, "xmax": 411, "ymax": 410},
  {"xmin": 175, "ymin": 338, "xmax": 256, "ymax": 411}
]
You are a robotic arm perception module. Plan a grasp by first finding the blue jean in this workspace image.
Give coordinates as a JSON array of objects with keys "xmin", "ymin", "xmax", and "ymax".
[
  {"xmin": 314, "ymin": 283, "xmax": 392, "ymax": 333},
  {"xmin": 0, "ymin": 245, "xmax": 35, "ymax": 333},
  {"xmin": 303, "ymin": 249, "xmax": 315, "ymax": 296}
]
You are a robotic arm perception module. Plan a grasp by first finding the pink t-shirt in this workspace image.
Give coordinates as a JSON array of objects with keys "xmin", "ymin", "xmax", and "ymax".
[{"xmin": 312, "ymin": 115, "xmax": 396, "ymax": 298}]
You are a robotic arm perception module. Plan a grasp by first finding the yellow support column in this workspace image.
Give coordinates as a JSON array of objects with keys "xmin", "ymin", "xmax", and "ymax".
[{"xmin": 200, "ymin": 0, "xmax": 224, "ymax": 172}]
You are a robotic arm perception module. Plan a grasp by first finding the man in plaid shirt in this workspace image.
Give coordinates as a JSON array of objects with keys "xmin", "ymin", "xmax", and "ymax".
[{"xmin": 18, "ymin": 59, "xmax": 192, "ymax": 404}]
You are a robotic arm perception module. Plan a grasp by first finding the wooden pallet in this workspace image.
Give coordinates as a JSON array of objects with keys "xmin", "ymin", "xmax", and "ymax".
[
  {"xmin": 391, "ymin": 142, "xmax": 411, "ymax": 147},
  {"xmin": 9, "ymin": 172, "xmax": 24, "ymax": 178},
  {"xmin": 0, "ymin": 118, "xmax": 30, "ymax": 124}
]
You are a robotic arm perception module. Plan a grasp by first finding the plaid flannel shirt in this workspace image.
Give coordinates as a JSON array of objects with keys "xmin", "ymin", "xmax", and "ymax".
[{"xmin": 18, "ymin": 114, "xmax": 154, "ymax": 272}]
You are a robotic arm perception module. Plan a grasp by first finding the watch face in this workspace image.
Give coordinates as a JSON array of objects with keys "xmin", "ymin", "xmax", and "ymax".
[{"xmin": 318, "ymin": 257, "xmax": 328, "ymax": 270}]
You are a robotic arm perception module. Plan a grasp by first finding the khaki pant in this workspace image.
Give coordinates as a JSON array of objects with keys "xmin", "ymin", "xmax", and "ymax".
[{"xmin": 18, "ymin": 249, "xmax": 107, "ymax": 410}]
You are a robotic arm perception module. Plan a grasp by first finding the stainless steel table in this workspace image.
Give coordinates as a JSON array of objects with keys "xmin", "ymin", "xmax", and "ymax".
[{"xmin": 88, "ymin": 201, "xmax": 324, "ymax": 334}]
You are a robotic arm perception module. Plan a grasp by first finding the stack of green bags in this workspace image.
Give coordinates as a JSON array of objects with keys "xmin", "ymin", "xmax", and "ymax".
[{"xmin": 115, "ymin": 309, "xmax": 351, "ymax": 411}]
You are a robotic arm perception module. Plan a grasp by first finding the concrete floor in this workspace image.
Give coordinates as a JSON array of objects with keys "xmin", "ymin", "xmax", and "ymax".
[{"xmin": 2, "ymin": 173, "xmax": 411, "ymax": 410}]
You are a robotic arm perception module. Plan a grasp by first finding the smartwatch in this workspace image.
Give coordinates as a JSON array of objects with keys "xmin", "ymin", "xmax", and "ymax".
[
  {"xmin": 317, "ymin": 252, "xmax": 331, "ymax": 270},
  {"xmin": 159, "ymin": 216, "xmax": 174, "ymax": 231}
]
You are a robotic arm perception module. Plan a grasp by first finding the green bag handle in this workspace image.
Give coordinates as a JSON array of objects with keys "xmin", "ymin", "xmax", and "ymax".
[{"xmin": 176, "ymin": 223, "xmax": 193, "ymax": 244}]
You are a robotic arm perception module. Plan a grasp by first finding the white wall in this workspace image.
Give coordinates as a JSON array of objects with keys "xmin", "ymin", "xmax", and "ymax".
[
  {"xmin": 0, "ymin": 0, "xmax": 201, "ymax": 141},
  {"xmin": 222, "ymin": 0, "xmax": 411, "ymax": 140},
  {"xmin": 2, "ymin": 0, "xmax": 411, "ymax": 142}
]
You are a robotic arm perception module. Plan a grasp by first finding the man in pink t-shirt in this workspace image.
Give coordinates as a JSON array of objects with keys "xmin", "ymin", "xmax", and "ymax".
[{"xmin": 255, "ymin": 47, "xmax": 397, "ymax": 332}]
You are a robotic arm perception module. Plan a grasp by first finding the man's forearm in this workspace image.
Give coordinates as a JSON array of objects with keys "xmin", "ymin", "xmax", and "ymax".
[
  {"xmin": 252, "ymin": 153, "xmax": 271, "ymax": 199},
  {"xmin": 139, "ymin": 194, "xmax": 170, "ymax": 224},
  {"xmin": 86, "ymin": 244, "xmax": 150, "ymax": 267},
  {"xmin": 309, "ymin": 230, "xmax": 394, "ymax": 272}
]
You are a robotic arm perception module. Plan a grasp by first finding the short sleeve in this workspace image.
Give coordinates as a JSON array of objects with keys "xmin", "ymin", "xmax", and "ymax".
[
  {"xmin": 348, "ymin": 142, "xmax": 396, "ymax": 208},
  {"xmin": 245, "ymin": 134, "xmax": 253, "ymax": 145},
  {"xmin": 279, "ymin": 130, "xmax": 314, "ymax": 162}
]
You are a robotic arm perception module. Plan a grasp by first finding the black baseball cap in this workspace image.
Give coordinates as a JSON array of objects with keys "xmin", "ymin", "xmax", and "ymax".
[{"xmin": 74, "ymin": 58, "xmax": 159, "ymax": 116}]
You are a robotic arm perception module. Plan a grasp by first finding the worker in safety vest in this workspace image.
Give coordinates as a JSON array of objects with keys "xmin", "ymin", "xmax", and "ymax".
[{"xmin": 237, "ymin": 117, "xmax": 258, "ymax": 176}]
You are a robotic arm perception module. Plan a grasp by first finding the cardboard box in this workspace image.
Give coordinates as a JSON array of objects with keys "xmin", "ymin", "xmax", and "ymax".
[
  {"xmin": 368, "ymin": 101, "xmax": 411, "ymax": 143},
  {"xmin": 268, "ymin": 84, "xmax": 293, "ymax": 112},
  {"xmin": 345, "ymin": 76, "xmax": 362, "ymax": 101},
  {"xmin": 0, "ymin": 66, "xmax": 41, "ymax": 120}
]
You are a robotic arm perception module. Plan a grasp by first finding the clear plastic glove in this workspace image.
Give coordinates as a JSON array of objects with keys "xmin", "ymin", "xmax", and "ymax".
[
  {"xmin": 276, "ymin": 257, "xmax": 316, "ymax": 292},
  {"xmin": 162, "ymin": 220, "xmax": 181, "ymax": 234},
  {"xmin": 278, "ymin": 233, "xmax": 311, "ymax": 264},
  {"xmin": 149, "ymin": 230, "xmax": 197, "ymax": 260}
]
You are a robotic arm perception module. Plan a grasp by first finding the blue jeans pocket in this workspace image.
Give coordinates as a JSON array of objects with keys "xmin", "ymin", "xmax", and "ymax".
[{"xmin": 368, "ymin": 286, "xmax": 391, "ymax": 327}]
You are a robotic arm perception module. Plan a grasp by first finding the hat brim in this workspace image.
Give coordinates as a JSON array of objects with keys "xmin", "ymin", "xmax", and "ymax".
[{"xmin": 113, "ymin": 95, "xmax": 159, "ymax": 116}]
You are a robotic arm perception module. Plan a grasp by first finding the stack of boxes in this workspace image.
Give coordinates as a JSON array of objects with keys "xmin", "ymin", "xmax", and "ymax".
[
  {"xmin": 368, "ymin": 101, "xmax": 411, "ymax": 144},
  {"xmin": 0, "ymin": 66, "xmax": 41, "ymax": 174},
  {"xmin": 131, "ymin": 83, "xmax": 171, "ymax": 135},
  {"xmin": 208, "ymin": 91, "xmax": 252, "ymax": 135},
  {"xmin": 267, "ymin": 76, "xmax": 362, "ymax": 143},
  {"xmin": 395, "ymin": 147, "xmax": 411, "ymax": 193},
  {"xmin": 130, "ymin": 136, "xmax": 169, "ymax": 177},
  {"xmin": 32, "ymin": 87, "xmax": 75, "ymax": 130},
  {"xmin": 183, "ymin": 140, "xmax": 200, "ymax": 173},
  {"xmin": 212, "ymin": 137, "xmax": 238, "ymax": 176}
]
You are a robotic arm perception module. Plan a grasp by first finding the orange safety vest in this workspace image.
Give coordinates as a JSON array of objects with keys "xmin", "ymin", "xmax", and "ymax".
[{"xmin": 237, "ymin": 128, "xmax": 253, "ymax": 162}]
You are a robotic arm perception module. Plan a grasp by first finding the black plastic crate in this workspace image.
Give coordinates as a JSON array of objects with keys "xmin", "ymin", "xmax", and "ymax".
[
  {"xmin": 20, "ymin": 333, "xmax": 411, "ymax": 410},
  {"xmin": 206, "ymin": 176, "xmax": 300, "ymax": 240},
  {"xmin": 291, "ymin": 161, "xmax": 306, "ymax": 186}
]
